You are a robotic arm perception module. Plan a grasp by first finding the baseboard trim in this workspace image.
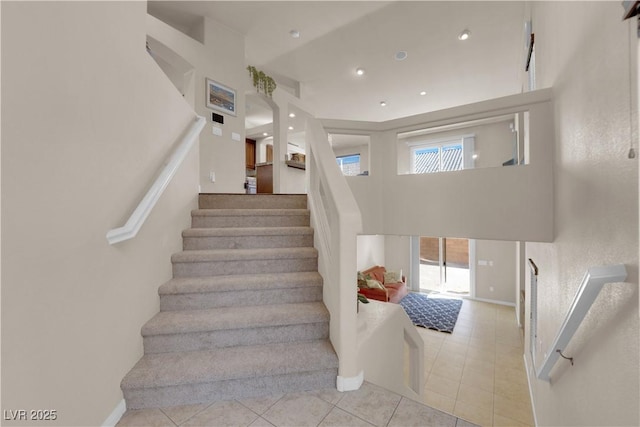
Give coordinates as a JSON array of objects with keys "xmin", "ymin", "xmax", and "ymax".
[
  {"xmin": 336, "ymin": 371, "xmax": 364, "ymax": 392},
  {"xmin": 468, "ymin": 296, "xmax": 516, "ymax": 307},
  {"xmin": 523, "ymin": 353, "xmax": 539, "ymax": 427},
  {"xmin": 102, "ymin": 399, "xmax": 126, "ymax": 427}
]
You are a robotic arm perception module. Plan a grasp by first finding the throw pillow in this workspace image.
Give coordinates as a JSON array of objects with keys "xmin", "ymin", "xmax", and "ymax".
[
  {"xmin": 384, "ymin": 269, "xmax": 403, "ymax": 283},
  {"xmin": 366, "ymin": 279, "xmax": 386, "ymax": 290},
  {"xmin": 357, "ymin": 271, "xmax": 372, "ymax": 288}
]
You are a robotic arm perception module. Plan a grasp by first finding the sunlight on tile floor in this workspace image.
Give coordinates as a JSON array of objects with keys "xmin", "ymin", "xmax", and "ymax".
[
  {"xmin": 418, "ymin": 299, "xmax": 534, "ymax": 426},
  {"xmin": 117, "ymin": 300, "xmax": 533, "ymax": 427}
]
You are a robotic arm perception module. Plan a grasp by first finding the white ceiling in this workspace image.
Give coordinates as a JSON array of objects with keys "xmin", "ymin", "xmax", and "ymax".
[{"xmin": 149, "ymin": 1, "xmax": 528, "ymax": 145}]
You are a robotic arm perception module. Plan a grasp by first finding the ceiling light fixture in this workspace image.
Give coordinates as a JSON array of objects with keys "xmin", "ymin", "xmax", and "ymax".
[
  {"xmin": 289, "ymin": 29, "xmax": 300, "ymax": 39},
  {"xmin": 356, "ymin": 68, "xmax": 365, "ymax": 76},
  {"xmin": 288, "ymin": 126, "xmax": 294, "ymax": 130},
  {"xmin": 263, "ymin": 132, "xmax": 268, "ymax": 136},
  {"xmin": 420, "ymin": 91, "xmax": 427, "ymax": 96},
  {"xmin": 380, "ymin": 101, "xmax": 387, "ymax": 107},
  {"xmin": 458, "ymin": 29, "xmax": 471, "ymax": 41},
  {"xmin": 395, "ymin": 51, "xmax": 408, "ymax": 61},
  {"xmin": 289, "ymin": 112, "xmax": 296, "ymax": 118}
]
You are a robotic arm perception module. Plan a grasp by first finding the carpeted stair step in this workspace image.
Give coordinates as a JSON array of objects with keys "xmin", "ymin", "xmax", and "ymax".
[
  {"xmin": 191, "ymin": 208, "xmax": 310, "ymax": 228},
  {"xmin": 182, "ymin": 226, "xmax": 313, "ymax": 250},
  {"xmin": 121, "ymin": 340, "xmax": 338, "ymax": 409},
  {"xmin": 159, "ymin": 272, "xmax": 323, "ymax": 311},
  {"xmin": 141, "ymin": 302, "xmax": 329, "ymax": 353},
  {"xmin": 199, "ymin": 193, "xmax": 307, "ymax": 210},
  {"xmin": 171, "ymin": 247, "xmax": 318, "ymax": 278}
]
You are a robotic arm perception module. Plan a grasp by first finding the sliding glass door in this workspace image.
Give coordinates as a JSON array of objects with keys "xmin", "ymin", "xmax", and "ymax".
[{"xmin": 419, "ymin": 237, "xmax": 472, "ymax": 295}]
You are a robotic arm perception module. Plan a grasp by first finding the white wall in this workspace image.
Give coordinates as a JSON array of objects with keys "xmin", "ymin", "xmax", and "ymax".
[
  {"xmin": 147, "ymin": 14, "xmax": 246, "ymax": 193},
  {"xmin": 357, "ymin": 235, "xmax": 385, "ymax": 270},
  {"xmin": 475, "ymin": 240, "xmax": 517, "ymax": 304},
  {"xmin": 2, "ymin": 2, "xmax": 197, "ymax": 425},
  {"xmin": 525, "ymin": 2, "xmax": 639, "ymax": 426},
  {"xmin": 331, "ymin": 90, "xmax": 555, "ymax": 243}
]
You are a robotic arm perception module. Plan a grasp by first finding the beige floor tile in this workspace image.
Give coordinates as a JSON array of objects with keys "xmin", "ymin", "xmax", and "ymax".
[
  {"xmin": 182, "ymin": 401, "xmax": 259, "ymax": 427},
  {"xmin": 318, "ymin": 407, "xmax": 375, "ymax": 427},
  {"xmin": 305, "ymin": 388, "xmax": 344, "ymax": 405},
  {"xmin": 160, "ymin": 403, "xmax": 209, "ymax": 425},
  {"xmin": 495, "ymin": 353, "xmax": 524, "ymax": 371},
  {"xmin": 460, "ymin": 367, "xmax": 494, "ymax": 393},
  {"xmin": 425, "ymin": 372, "xmax": 460, "ymax": 399},
  {"xmin": 493, "ymin": 377, "xmax": 530, "ymax": 404},
  {"xmin": 493, "ymin": 394, "xmax": 534, "ymax": 426},
  {"xmin": 336, "ymin": 382, "xmax": 401, "ymax": 427},
  {"xmin": 441, "ymin": 340, "xmax": 469, "ymax": 356},
  {"xmin": 469, "ymin": 337, "xmax": 496, "ymax": 351},
  {"xmin": 249, "ymin": 417, "xmax": 276, "ymax": 427},
  {"xmin": 495, "ymin": 365, "xmax": 527, "ymax": 386},
  {"xmin": 456, "ymin": 383, "xmax": 494, "ymax": 408},
  {"xmin": 493, "ymin": 413, "xmax": 532, "ymax": 427},
  {"xmin": 453, "ymin": 400, "xmax": 493, "ymax": 427},
  {"xmin": 424, "ymin": 356, "xmax": 436, "ymax": 377},
  {"xmin": 239, "ymin": 395, "xmax": 284, "ymax": 415},
  {"xmin": 388, "ymin": 397, "xmax": 457, "ymax": 427},
  {"xmin": 116, "ymin": 408, "xmax": 175, "ymax": 427},
  {"xmin": 432, "ymin": 359, "xmax": 464, "ymax": 382},
  {"xmin": 422, "ymin": 389, "xmax": 456, "ymax": 414},
  {"xmin": 262, "ymin": 393, "xmax": 332, "ymax": 427},
  {"xmin": 464, "ymin": 355, "xmax": 495, "ymax": 374}
]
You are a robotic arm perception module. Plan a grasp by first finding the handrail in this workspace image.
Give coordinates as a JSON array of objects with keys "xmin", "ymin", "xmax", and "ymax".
[
  {"xmin": 536, "ymin": 264, "xmax": 627, "ymax": 381},
  {"xmin": 306, "ymin": 117, "xmax": 363, "ymax": 390},
  {"xmin": 106, "ymin": 115, "xmax": 206, "ymax": 244}
]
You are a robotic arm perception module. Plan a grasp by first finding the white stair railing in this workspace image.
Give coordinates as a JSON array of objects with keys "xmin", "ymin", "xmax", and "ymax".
[
  {"xmin": 535, "ymin": 264, "xmax": 628, "ymax": 381},
  {"xmin": 306, "ymin": 117, "xmax": 364, "ymax": 390},
  {"xmin": 107, "ymin": 115, "xmax": 205, "ymax": 244}
]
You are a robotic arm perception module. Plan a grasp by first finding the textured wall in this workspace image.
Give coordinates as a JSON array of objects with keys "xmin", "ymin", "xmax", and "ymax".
[
  {"xmin": 525, "ymin": 2, "xmax": 639, "ymax": 426},
  {"xmin": 2, "ymin": 2, "xmax": 197, "ymax": 425}
]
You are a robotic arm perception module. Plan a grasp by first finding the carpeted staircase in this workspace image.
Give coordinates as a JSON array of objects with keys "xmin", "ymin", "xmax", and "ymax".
[{"xmin": 120, "ymin": 194, "xmax": 338, "ymax": 409}]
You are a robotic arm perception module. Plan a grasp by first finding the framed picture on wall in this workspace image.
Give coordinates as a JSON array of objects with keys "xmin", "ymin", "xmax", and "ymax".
[{"xmin": 206, "ymin": 78, "xmax": 236, "ymax": 116}]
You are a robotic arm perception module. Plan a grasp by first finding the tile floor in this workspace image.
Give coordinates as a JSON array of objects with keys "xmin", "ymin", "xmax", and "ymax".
[{"xmin": 117, "ymin": 300, "xmax": 534, "ymax": 427}]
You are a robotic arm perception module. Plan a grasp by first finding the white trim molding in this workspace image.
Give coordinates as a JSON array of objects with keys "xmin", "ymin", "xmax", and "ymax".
[
  {"xmin": 337, "ymin": 371, "xmax": 364, "ymax": 392},
  {"xmin": 102, "ymin": 399, "xmax": 126, "ymax": 427}
]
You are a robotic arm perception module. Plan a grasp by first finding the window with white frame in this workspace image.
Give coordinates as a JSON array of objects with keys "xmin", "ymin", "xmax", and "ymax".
[
  {"xmin": 409, "ymin": 136, "xmax": 474, "ymax": 174},
  {"xmin": 336, "ymin": 154, "xmax": 361, "ymax": 176}
]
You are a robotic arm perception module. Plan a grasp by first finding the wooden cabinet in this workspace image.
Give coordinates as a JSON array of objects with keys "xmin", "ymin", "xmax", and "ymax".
[
  {"xmin": 245, "ymin": 139, "xmax": 256, "ymax": 170},
  {"xmin": 256, "ymin": 164, "xmax": 273, "ymax": 194}
]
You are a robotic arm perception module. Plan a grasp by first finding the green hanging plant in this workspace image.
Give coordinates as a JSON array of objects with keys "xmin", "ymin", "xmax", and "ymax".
[{"xmin": 247, "ymin": 66, "xmax": 277, "ymax": 98}]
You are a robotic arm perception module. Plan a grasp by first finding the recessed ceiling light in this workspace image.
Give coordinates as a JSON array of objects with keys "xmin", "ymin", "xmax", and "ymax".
[
  {"xmin": 289, "ymin": 29, "xmax": 300, "ymax": 39},
  {"xmin": 356, "ymin": 68, "xmax": 365, "ymax": 76},
  {"xmin": 472, "ymin": 154, "xmax": 478, "ymax": 159},
  {"xmin": 380, "ymin": 101, "xmax": 387, "ymax": 107},
  {"xmin": 288, "ymin": 126, "xmax": 294, "ymax": 130},
  {"xmin": 289, "ymin": 112, "xmax": 296, "ymax": 118},
  {"xmin": 395, "ymin": 51, "xmax": 408, "ymax": 61},
  {"xmin": 263, "ymin": 132, "xmax": 268, "ymax": 136},
  {"xmin": 458, "ymin": 29, "xmax": 471, "ymax": 41},
  {"xmin": 420, "ymin": 91, "xmax": 427, "ymax": 96}
]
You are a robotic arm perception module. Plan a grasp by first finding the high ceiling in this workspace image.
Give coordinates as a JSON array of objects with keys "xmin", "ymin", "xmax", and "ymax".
[{"xmin": 149, "ymin": 1, "xmax": 527, "ymax": 126}]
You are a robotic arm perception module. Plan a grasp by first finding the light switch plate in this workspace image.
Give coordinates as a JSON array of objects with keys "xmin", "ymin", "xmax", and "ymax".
[
  {"xmin": 212, "ymin": 125, "xmax": 222, "ymax": 136},
  {"xmin": 232, "ymin": 132, "xmax": 241, "ymax": 141}
]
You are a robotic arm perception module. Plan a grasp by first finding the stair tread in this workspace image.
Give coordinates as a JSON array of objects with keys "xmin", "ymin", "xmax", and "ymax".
[
  {"xmin": 159, "ymin": 272, "xmax": 323, "ymax": 295},
  {"xmin": 192, "ymin": 209, "xmax": 309, "ymax": 217},
  {"xmin": 171, "ymin": 247, "xmax": 317, "ymax": 263},
  {"xmin": 183, "ymin": 227, "xmax": 313, "ymax": 237},
  {"xmin": 121, "ymin": 340, "xmax": 338, "ymax": 389},
  {"xmin": 142, "ymin": 302, "xmax": 329, "ymax": 336}
]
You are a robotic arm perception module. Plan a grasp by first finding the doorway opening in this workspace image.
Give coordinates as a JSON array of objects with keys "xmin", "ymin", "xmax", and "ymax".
[{"xmin": 419, "ymin": 237, "xmax": 473, "ymax": 296}]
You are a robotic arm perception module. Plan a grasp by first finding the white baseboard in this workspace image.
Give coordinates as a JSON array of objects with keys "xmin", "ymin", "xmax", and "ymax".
[
  {"xmin": 468, "ymin": 296, "xmax": 516, "ymax": 307},
  {"xmin": 336, "ymin": 371, "xmax": 364, "ymax": 392},
  {"xmin": 102, "ymin": 399, "xmax": 126, "ymax": 427},
  {"xmin": 523, "ymin": 353, "xmax": 539, "ymax": 427}
]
